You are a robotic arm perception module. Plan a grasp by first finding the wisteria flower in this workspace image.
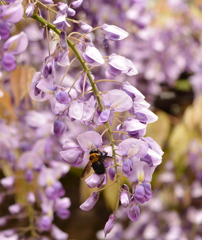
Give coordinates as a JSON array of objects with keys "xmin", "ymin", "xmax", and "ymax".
[
  {"xmin": 106, "ymin": 54, "xmax": 138, "ymax": 78},
  {"xmin": 102, "ymin": 24, "xmax": 129, "ymax": 41},
  {"xmin": 3, "ymin": 32, "xmax": 28, "ymax": 55},
  {"xmin": 0, "ymin": 2, "xmax": 24, "ymax": 23},
  {"xmin": 102, "ymin": 89, "xmax": 133, "ymax": 112},
  {"xmin": 83, "ymin": 45, "xmax": 105, "ymax": 65}
]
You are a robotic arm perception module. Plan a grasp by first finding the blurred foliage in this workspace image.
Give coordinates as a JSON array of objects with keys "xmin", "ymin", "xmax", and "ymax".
[
  {"xmin": 146, "ymin": 110, "xmax": 171, "ymax": 147},
  {"xmin": 10, "ymin": 65, "xmax": 35, "ymax": 107}
]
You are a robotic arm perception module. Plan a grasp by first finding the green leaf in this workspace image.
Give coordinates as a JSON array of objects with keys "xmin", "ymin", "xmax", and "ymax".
[{"xmin": 103, "ymin": 181, "xmax": 119, "ymax": 211}]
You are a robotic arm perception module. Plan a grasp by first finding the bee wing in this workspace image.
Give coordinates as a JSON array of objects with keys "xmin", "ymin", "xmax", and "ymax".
[
  {"xmin": 81, "ymin": 161, "xmax": 92, "ymax": 179},
  {"xmin": 102, "ymin": 156, "xmax": 113, "ymax": 162}
]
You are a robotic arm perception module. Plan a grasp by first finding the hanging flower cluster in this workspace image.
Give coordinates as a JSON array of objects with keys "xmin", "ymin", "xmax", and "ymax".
[
  {"xmin": 0, "ymin": 0, "xmax": 28, "ymax": 71},
  {"xmin": 0, "ymin": 111, "xmax": 70, "ymax": 239},
  {"xmin": 24, "ymin": 0, "xmax": 164, "ymax": 236}
]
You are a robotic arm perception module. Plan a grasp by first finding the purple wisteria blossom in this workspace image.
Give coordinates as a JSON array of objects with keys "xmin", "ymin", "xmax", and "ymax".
[
  {"xmin": 1, "ymin": 0, "xmax": 166, "ymax": 238},
  {"xmin": 0, "ymin": 110, "xmax": 71, "ymax": 238}
]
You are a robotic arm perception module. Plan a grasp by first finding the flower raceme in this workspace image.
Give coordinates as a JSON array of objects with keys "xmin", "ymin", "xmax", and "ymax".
[
  {"xmin": 0, "ymin": 1, "xmax": 28, "ymax": 71},
  {"xmin": 26, "ymin": 1, "xmax": 164, "ymax": 237}
]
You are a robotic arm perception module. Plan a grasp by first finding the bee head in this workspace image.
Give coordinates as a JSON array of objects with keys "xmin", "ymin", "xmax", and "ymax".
[{"xmin": 89, "ymin": 149, "xmax": 100, "ymax": 154}]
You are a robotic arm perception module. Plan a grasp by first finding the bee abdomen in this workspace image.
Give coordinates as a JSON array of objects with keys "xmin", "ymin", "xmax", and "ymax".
[{"xmin": 92, "ymin": 161, "xmax": 105, "ymax": 174}]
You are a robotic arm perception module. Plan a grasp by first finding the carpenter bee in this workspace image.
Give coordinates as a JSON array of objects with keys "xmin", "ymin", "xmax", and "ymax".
[{"xmin": 81, "ymin": 149, "xmax": 111, "ymax": 178}]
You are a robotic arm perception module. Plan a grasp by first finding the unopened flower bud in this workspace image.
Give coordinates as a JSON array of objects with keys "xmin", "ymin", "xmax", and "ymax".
[
  {"xmin": 38, "ymin": 215, "xmax": 52, "ymax": 231},
  {"xmin": 120, "ymin": 184, "xmax": 130, "ymax": 207},
  {"xmin": 70, "ymin": 0, "xmax": 83, "ymax": 9},
  {"xmin": 1, "ymin": 53, "xmax": 16, "ymax": 71},
  {"xmin": 53, "ymin": 119, "xmax": 66, "ymax": 136},
  {"xmin": 60, "ymin": 31, "xmax": 68, "ymax": 50},
  {"xmin": 27, "ymin": 192, "xmax": 36, "ymax": 204},
  {"xmin": 0, "ymin": 176, "xmax": 14, "ymax": 188},
  {"xmin": 104, "ymin": 214, "xmax": 117, "ymax": 237},
  {"xmin": 26, "ymin": 4, "xmax": 35, "ymax": 17},
  {"xmin": 66, "ymin": 7, "xmax": 76, "ymax": 16},
  {"xmin": 79, "ymin": 21, "xmax": 93, "ymax": 33},
  {"xmin": 55, "ymin": 91, "xmax": 70, "ymax": 104},
  {"xmin": 8, "ymin": 203, "xmax": 21, "ymax": 215}
]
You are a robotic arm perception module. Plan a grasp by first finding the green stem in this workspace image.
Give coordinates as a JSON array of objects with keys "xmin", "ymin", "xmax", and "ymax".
[{"xmin": 32, "ymin": 14, "xmax": 118, "ymax": 176}]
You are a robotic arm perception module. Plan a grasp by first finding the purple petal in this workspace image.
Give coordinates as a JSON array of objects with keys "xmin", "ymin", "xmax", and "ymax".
[
  {"xmin": 3, "ymin": 32, "xmax": 28, "ymax": 55},
  {"xmin": 109, "ymin": 65, "xmax": 122, "ymax": 75},
  {"xmin": 53, "ymin": 12, "xmax": 70, "ymax": 30},
  {"xmin": 134, "ymin": 184, "xmax": 146, "ymax": 204},
  {"xmin": 60, "ymin": 31, "xmax": 68, "ymax": 50},
  {"xmin": 83, "ymin": 45, "xmax": 104, "ymax": 65},
  {"xmin": 102, "ymin": 24, "xmax": 129, "ymax": 41},
  {"xmin": 143, "ymin": 182, "xmax": 152, "ymax": 200},
  {"xmin": 55, "ymin": 91, "xmax": 70, "ymax": 104},
  {"xmin": 0, "ymin": 22, "xmax": 10, "ymax": 40},
  {"xmin": 105, "ymin": 67, "xmax": 119, "ymax": 79},
  {"xmin": 123, "ymin": 118, "xmax": 146, "ymax": 132},
  {"xmin": 120, "ymin": 184, "xmax": 130, "ymax": 207},
  {"xmin": 18, "ymin": 151, "xmax": 43, "ymax": 171},
  {"xmin": 142, "ymin": 137, "xmax": 163, "ymax": 166},
  {"xmin": 25, "ymin": 4, "xmax": 35, "ymax": 17},
  {"xmin": 127, "ymin": 203, "xmax": 140, "ymax": 222},
  {"xmin": 60, "ymin": 148, "xmax": 83, "ymax": 164},
  {"xmin": 85, "ymin": 173, "xmax": 105, "ymax": 188},
  {"xmin": 8, "ymin": 203, "xmax": 21, "ymax": 215},
  {"xmin": 68, "ymin": 98, "xmax": 96, "ymax": 121},
  {"xmin": 79, "ymin": 21, "xmax": 93, "ymax": 33},
  {"xmin": 27, "ymin": 192, "xmax": 36, "ymax": 204},
  {"xmin": 29, "ymin": 72, "xmax": 49, "ymax": 102},
  {"xmin": 74, "ymin": 73, "xmax": 91, "ymax": 93},
  {"xmin": 135, "ymin": 108, "xmax": 158, "ymax": 124},
  {"xmin": 0, "ymin": 2, "xmax": 24, "ymax": 23},
  {"xmin": 55, "ymin": 50, "xmax": 70, "ymax": 67},
  {"xmin": 122, "ymin": 158, "xmax": 133, "ymax": 177},
  {"xmin": 108, "ymin": 54, "xmax": 129, "ymax": 71},
  {"xmin": 38, "ymin": 216, "xmax": 52, "ymax": 231},
  {"xmin": 103, "ymin": 90, "xmax": 133, "ymax": 112},
  {"xmin": 77, "ymin": 131, "xmax": 103, "ymax": 151},
  {"xmin": 117, "ymin": 138, "xmax": 148, "ymax": 158},
  {"xmin": 55, "ymin": 197, "xmax": 71, "ymax": 209},
  {"xmin": 66, "ymin": 7, "xmax": 76, "ymax": 16},
  {"xmin": 124, "ymin": 58, "xmax": 138, "ymax": 76},
  {"xmin": 53, "ymin": 119, "xmax": 66, "ymax": 136},
  {"xmin": 51, "ymin": 225, "xmax": 69, "ymax": 240},
  {"xmin": 1, "ymin": 53, "xmax": 16, "ymax": 71},
  {"xmin": 70, "ymin": 0, "xmax": 83, "ymax": 8},
  {"xmin": 80, "ymin": 192, "xmax": 99, "ymax": 211},
  {"xmin": 129, "ymin": 161, "xmax": 156, "ymax": 183},
  {"xmin": 57, "ymin": 2, "xmax": 68, "ymax": 14},
  {"xmin": 104, "ymin": 214, "xmax": 117, "ymax": 237},
  {"xmin": 123, "ymin": 81, "xmax": 145, "ymax": 101},
  {"xmin": 41, "ymin": 0, "xmax": 54, "ymax": 3},
  {"xmin": 98, "ymin": 109, "xmax": 111, "ymax": 123},
  {"xmin": 0, "ymin": 176, "xmax": 14, "ymax": 188},
  {"xmin": 108, "ymin": 167, "xmax": 115, "ymax": 181}
]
